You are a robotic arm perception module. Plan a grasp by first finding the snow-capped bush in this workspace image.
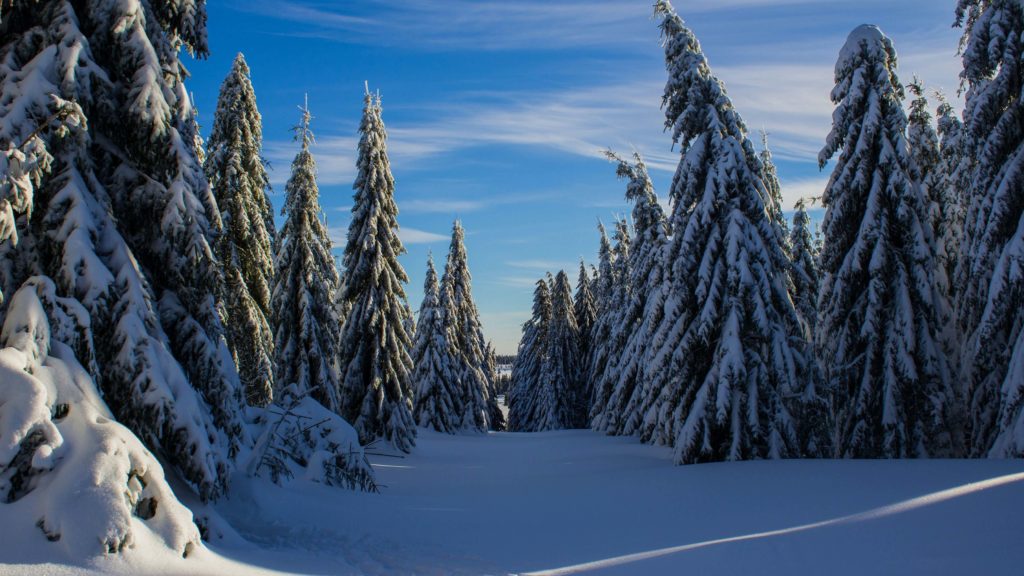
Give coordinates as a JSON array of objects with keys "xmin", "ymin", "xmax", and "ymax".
[
  {"xmin": 249, "ymin": 393, "xmax": 377, "ymax": 493},
  {"xmin": 0, "ymin": 280, "xmax": 201, "ymax": 558}
]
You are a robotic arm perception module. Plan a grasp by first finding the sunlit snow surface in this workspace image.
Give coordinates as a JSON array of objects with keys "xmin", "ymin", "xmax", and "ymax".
[{"xmin": 3, "ymin": 429, "xmax": 1023, "ymax": 575}]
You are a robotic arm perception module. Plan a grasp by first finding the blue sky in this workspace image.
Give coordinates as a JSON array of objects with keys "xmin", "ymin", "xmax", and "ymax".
[{"xmin": 186, "ymin": 0, "xmax": 964, "ymax": 354}]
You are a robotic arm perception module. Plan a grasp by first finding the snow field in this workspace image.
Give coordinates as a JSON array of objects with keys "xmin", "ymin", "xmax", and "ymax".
[{"xmin": 3, "ymin": 427, "xmax": 1024, "ymax": 575}]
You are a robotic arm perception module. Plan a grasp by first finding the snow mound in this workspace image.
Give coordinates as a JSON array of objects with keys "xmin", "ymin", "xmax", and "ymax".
[
  {"xmin": 248, "ymin": 393, "xmax": 377, "ymax": 492},
  {"xmin": 0, "ymin": 280, "xmax": 201, "ymax": 560}
]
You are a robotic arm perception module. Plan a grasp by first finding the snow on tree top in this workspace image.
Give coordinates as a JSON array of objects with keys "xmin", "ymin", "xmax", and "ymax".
[{"xmin": 836, "ymin": 24, "xmax": 891, "ymax": 73}]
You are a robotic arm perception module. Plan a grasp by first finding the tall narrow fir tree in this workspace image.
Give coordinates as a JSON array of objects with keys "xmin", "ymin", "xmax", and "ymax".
[
  {"xmin": 440, "ymin": 220, "xmax": 496, "ymax": 432},
  {"xmin": 592, "ymin": 153, "xmax": 668, "ymax": 438},
  {"xmin": 411, "ymin": 255, "xmax": 460, "ymax": 433},
  {"xmin": 337, "ymin": 88, "xmax": 417, "ymax": 452},
  {"xmin": 206, "ymin": 53, "xmax": 276, "ymax": 407},
  {"xmin": 534, "ymin": 270, "xmax": 582, "ymax": 431},
  {"xmin": 573, "ymin": 259, "xmax": 597, "ymax": 421},
  {"xmin": 508, "ymin": 279, "xmax": 551, "ymax": 431},
  {"xmin": 270, "ymin": 99, "xmax": 343, "ymax": 413}
]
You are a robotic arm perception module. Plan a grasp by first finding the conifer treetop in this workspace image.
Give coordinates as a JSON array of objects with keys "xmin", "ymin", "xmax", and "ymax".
[
  {"xmin": 820, "ymin": 24, "xmax": 904, "ymax": 169},
  {"xmin": 655, "ymin": 0, "xmax": 750, "ymax": 158}
]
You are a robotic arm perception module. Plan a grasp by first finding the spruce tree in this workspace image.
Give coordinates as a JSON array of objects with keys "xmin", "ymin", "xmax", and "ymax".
[
  {"xmin": 907, "ymin": 79, "xmax": 961, "ymax": 404},
  {"xmin": 588, "ymin": 220, "xmax": 631, "ymax": 426},
  {"xmin": 592, "ymin": 153, "xmax": 669, "ymax": 438},
  {"xmin": 955, "ymin": 0, "xmax": 1024, "ymax": 456},
  {"xmin": 508, "ymin": 279, "xmax": 550, "ymax": 431},
  {"xmin": 484, "ymin": 341, "xmax": 507, "ymax": 431},
  {"xmin": 206, "ymin": 53, "xmax": 276, "ymax": 407},
  {"xmin": 0, "ymin": 0, "xmax": 245, "ymax": 500},
  {"xmin": 534, "ymin": 270, "xmax": 582, "ymax": 430},
  {"xmin": 440, "ymin": 220, "xmax": 495, "ymax": 432},
  {"xmin": 640, "ymin": 1, "xmax": 813, "ymax": 463},
  {"xmin": 337, "ymin": 89, "xmax": 416, "ymax": 452},
  {"xmin": 759, "ymin": 132, "xmax": 790, "ymax": 242},
  {"xmin": 790, "ymin": 200, "xmax": 831, "ymax": 456},
  {"xmin": 270, "ymin": 101, "xmax": 343, "ymax": 413},
  {"xmin": 573, "ymin": 259, "xmax": 597, "ymax": 413},
  {"xmin": 789, "ymin": 200, "xmax": 820, "ymax": 337},
  {"xmin": 411, "ymin": 255, "xmax": 459, "ymax": 433},
  {"xmin": 594, "ymin": 221, "xmax": 616, "ymax": 311},
  {"xmin": 907, "ymin": 79, "xmax": 953, "ymax": 300},
  {"xmin": 935, "ymin": 95, "xmax": 970, "ymax": 303},
  {"xmin": 584, "ymin": 221, "xmax": 615, "ymax": 411},
  {"xmin": 818, "ymin": 25, "xmax": 958, "ymax": 458}
]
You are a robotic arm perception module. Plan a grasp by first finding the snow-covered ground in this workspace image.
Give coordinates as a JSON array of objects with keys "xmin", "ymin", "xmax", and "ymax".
[{"xmin": 3, "ymin": 429, "xmax": 1023, "ymax": 575}]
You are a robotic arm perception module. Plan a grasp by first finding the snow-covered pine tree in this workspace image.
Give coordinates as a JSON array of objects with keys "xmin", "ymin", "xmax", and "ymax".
[
  {"xmin": 759, "ymin": 131, "xmax": 790, "ymax": 241},
  {"xmin": 907, "ymin": 79, "xmax": 961, "ymax": 402},
  {"xmin": 955, "ymin": 0, "xmax": 1024, "ymax": 456},
  {"xmin": 583, "ymin": 222, "xmax": 614, "ymax": 408},
  {"xmin": 588, "ymin": 219, "xmax": 631, "ymax": 426},
  {"xmin": 935, "ymin": 94, "xmax": 970, "ymax": 303},
  {"xmin": 411, "ymin": 254, "xmax": 460, "ymax": 433},
  {"xmin": 789, "ymin": 200, "xmax": 831, "ymax": 456},
  {"xmin": 0, "ymin": 0, "xmax": 245, "ymax": 500},
  {"xmin": 790, "ymin": 200, "xmax": 820, "ymax": 337},
  {"xmin": 206, "ymin": 53, "xmax": 276, "ymax": 407},
  {"xmin": 594, "ymin": 221, "xmax": 615, "ymax": 311},
  {"xmin": 440, "ymin": 220, "xmax": 494, "ymax": 432},
  {"xmin": 190, "ymin": 98, "xmax": 206, "ymax": 166},
  {"xmin": 573, "ymin": 259, "xmax": 597, "ymax": 408},
  {"xmin": 507, "ymin": 279, "xmax": 550, "ymax": 431},
  {"xmin": 337, "ymin": 89, "xmax": 416, "ymax": 452},
  {"xmin": 907, "ymin": 79, "xmax": 953, "ymax": 299},
  {"xmin": 593, "ymin": 153, "xmax": 669, "ymax": 438},
  {"xmin": 533, "ymin": 270, "xmax": 582, "ymax": 430},
  {"xmin": 484, "ymin": 341, "xmax": 506, "ymax": 431},
  {"xmin": 818, "ymin": 25, "xmax": 958, "ymax": 458},
  {"xmin": 638, "ymin": 1, "xmax": 813, "ymax": 463},
  {"xmin": 270, "ymin": 100, "xmax": 342, "ymax": 413}
]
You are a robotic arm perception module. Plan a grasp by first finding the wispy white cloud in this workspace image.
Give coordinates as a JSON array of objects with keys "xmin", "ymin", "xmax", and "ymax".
[
  {"xmin": 260, "ymin": 81, "xmax": 678, "ymax": 188},
  {"xmin": 401, "ymin": 199, "xmax": 488, "ymax": 214},
  {"xmin": 495, "ymin": 276, "xmax": 546, "ymax": 289},
  {"xmin": 264, "ymin": 131, "xmax": 453, "ymax": 187},
  {"xmin": 779, "ymin": 176, "xmax": 830, "ymax": 211},
  {"xmin": 399, "ymin": 226, "xmax": 450, "ymax": 245},
  {"xmin": 327, "ymin": 223, "xmax": 446, "ymax": 247},
  {"xmin": 265, "ymin": 136, "xmax": 358, "ymax": 187},
  {"xmin": 257, "ymin": 3, "xmax": 963, "ymax": 197},
  {"xmin": 383, "ymin": 81, "xmax": 681, "ymax": 173},
  {"xmin": 713, "ymin": 63, "xmax": 835, "ymax": 162},
  {"xmin": 232, "ymin": 0, "xmax": 653, "ymax": 50},
  {"xmin": 327, "ymin": 225, "xmax": 348, "ymax": 248},
  {"xmin": 233, "ymin": 0, "xmax": 919, "ymax": 53}
]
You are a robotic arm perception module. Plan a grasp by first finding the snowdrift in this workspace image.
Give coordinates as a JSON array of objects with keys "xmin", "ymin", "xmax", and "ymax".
[
  {"xmin": 0, "ymin": 280, "xmax": 201, "ymax": 559},
  {"xmin": 0, "ymin": 279, "xmax": 377, "ymax": 569}
]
